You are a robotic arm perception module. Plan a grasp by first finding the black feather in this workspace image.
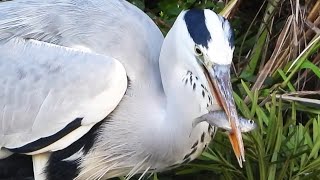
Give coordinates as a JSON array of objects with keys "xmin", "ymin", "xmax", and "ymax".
[
  {"xmin": 8, "ymin": 118, "xmax": 83, "ymax": 154},
  {"xmin": 184, "ymin": 9, "xmax": 211, "ymax": 48}
]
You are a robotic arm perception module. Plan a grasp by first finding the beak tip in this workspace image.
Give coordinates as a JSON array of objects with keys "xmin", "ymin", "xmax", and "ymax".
[
  {"xmin": 229, "ymin": 132, "xmax": 245, "ymax": 168},
  {"xmin": 237, "ymin": 157, "xmax": 243, "ymax": 168}
]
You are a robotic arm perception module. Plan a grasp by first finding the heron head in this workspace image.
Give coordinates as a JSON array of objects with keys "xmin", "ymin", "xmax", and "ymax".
[{"xmin": 181, "ymin": 9, "xmax": 244, "ymax": 166}]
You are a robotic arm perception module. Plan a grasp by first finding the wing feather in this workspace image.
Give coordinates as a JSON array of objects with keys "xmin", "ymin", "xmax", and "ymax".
[{"xmin": 0, "ymin": 38, "xmax": 127, "ymax": 153}]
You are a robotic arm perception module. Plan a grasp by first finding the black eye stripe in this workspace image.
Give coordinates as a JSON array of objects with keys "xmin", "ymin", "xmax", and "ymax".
[{"xmin": 184, "ymin": 9, "xmax": 211, "ymax": 48}]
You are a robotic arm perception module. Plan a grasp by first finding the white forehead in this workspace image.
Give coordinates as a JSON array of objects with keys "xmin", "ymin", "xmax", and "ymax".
[{"xmin": 203, "ymin": 10, "xmax": 234, "ymax": 65}]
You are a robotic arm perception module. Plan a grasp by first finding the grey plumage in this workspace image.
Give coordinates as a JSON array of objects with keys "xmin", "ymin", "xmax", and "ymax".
[{"xmin": 0, "ymin": 39, "xmax": 126, "ymax": 152}]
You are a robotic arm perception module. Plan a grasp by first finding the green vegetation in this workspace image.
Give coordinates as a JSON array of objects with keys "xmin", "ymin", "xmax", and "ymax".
[{"xmin": 129, "ymin": 0, "xmax": 320, "ymax": 179}]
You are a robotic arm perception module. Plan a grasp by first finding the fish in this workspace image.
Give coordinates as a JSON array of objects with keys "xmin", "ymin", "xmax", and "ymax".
[{"xmin": 193, "ymin": 110, "xmax": 257, "ymax": 133}]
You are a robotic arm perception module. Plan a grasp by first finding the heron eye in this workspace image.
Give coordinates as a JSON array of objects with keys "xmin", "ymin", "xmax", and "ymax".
[
  {"xmin": 249, "ymin": 120, "xmax": 254, "ymax": 124},
  {"xmin": 194, "ymin": 46, "xmax": 203, "ymax": 56}
]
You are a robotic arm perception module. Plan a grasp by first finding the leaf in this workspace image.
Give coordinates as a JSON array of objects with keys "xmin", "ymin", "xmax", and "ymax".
[
  {"xmin": 308, "ymin": 119, "xmax": 320, "ymax": 160},
  {"xmin": 300, "ymin": 60, "xmax": 320, "ymax": 78}
]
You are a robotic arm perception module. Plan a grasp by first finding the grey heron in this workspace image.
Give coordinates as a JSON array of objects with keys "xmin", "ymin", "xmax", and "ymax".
[{"xmin": 0, "ymin": 0, "xmax": 245, "ymax": 179}]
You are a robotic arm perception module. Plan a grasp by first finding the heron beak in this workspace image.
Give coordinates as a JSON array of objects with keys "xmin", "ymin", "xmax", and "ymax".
[{"xmin": 203, "ymin": 64, "xmax": 245, "ymax": 167}]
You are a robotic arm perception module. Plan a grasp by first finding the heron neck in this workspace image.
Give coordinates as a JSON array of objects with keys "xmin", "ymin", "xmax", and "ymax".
[{"xmin": 159, "ymin": 28, "xmax": 208, "ymax": 127}]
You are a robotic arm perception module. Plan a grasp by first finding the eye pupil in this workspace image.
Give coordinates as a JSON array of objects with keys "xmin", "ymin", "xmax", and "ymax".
[{"xmin": 195, "ymin": 46, "xmax": 202, "ymax": 56}]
